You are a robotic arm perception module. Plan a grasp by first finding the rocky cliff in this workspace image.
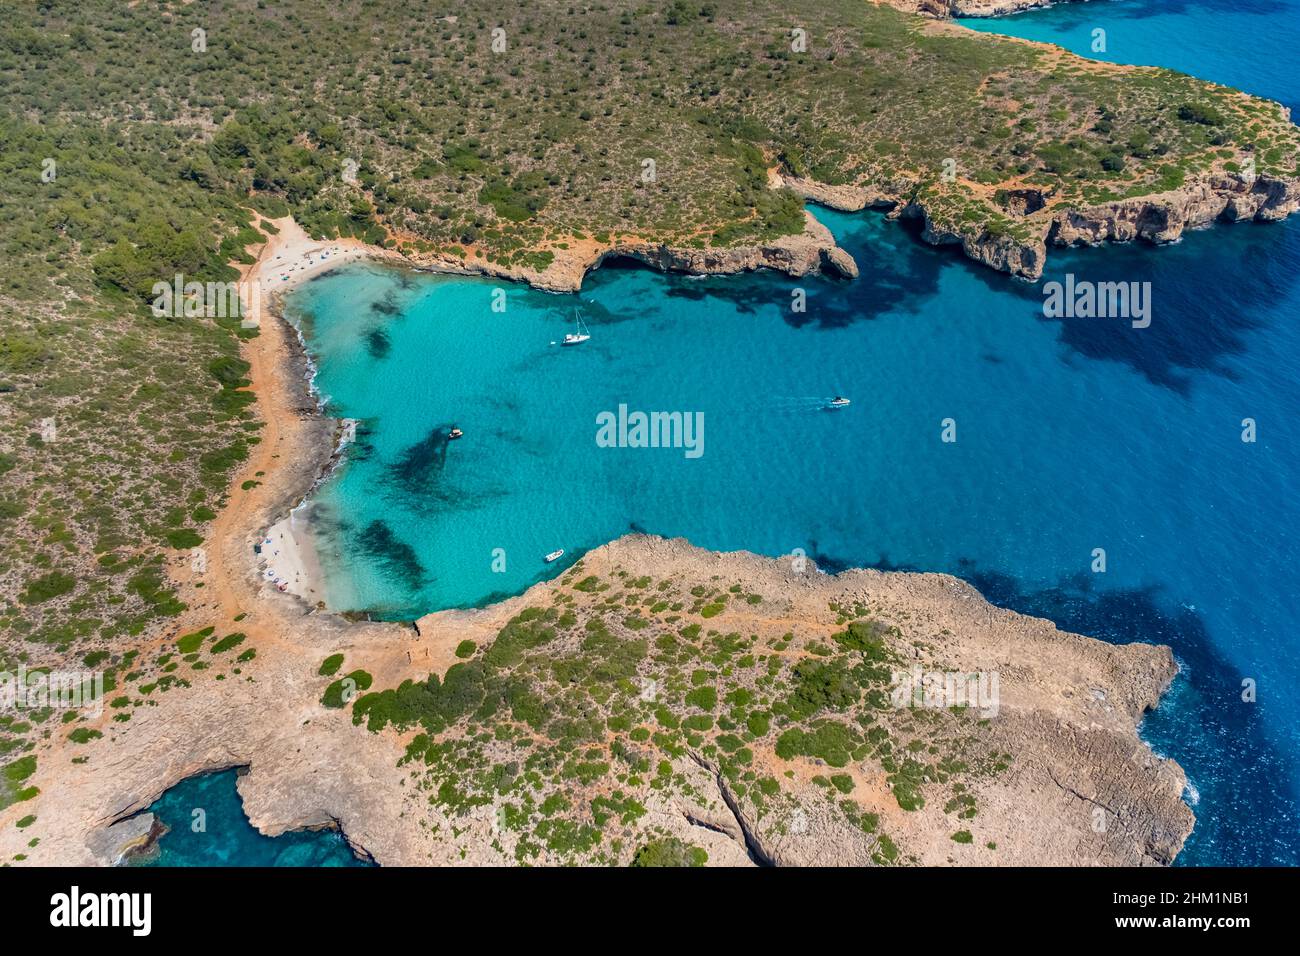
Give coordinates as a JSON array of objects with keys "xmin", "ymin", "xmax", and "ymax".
[
  {"xmin": 406, "ymin": 209, "xmax": 858, "ymax": 293},
  {"xmin": 14, "ymin": 529, "xmax": 1193, "ymax": 867},
  {"xmin": 1050, "ymin": 173, "xmax": 1300, "ymax": 247},
  {"xmin": 781, "ymin": 169, "xmax": 1300, "ymax": 281},
  {"xmin": 885, "ymin": 0, "xmax": 1059, "ymax": 17}
]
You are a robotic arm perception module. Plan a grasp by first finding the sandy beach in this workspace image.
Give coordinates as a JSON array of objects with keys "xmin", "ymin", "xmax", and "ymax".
[
  {"xmin": 242, "ymin": 216, "xmax": 402, "ymax": 319},
  {"xmin": 261, "ymin": 507, "xmax": 327, "ymax": 606},
  {"xmin": 234, "ymin": 217, "xmax": 398, "ymax": 610}
]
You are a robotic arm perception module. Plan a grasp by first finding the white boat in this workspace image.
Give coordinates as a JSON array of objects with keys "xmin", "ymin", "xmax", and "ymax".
[
  {"xmin": 544, "ymin": 549, "xmax": 565, "ymax": 563},
  {"xmin": 561, "ymin": 309, "xmax": 590, "ymax": 346},
  {"xmin": 826, "ymin": 396, "xmax": 851, "ymax": 408}
]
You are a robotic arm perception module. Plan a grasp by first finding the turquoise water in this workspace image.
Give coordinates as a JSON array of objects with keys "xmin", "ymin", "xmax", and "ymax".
[
  {"xmin": 141, "ymin": 769, "xmax": 369, "ymax": 866},
  {"xmin": 285, "ymin": 0, "xmax": 1300, "ymax": 865}
]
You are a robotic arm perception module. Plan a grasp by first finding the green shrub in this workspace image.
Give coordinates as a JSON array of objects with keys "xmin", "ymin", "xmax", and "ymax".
[
  {"xmin": 322, "ymin": 670, "xmax": 373, "ymax": 708},
  {"xmin": 176, "ymin": 627, "xmax": 213, "ymax": 654},
  {"xmin": 210, "ymin": 632, "xmax": 245, "ymax": 653},
  {"xmin": 19, "ymin": 571, "xmax": 76, "ymax": 605},
  {"xmin": 833, "ymin": 619, "xmax": 891, "ymax": 661},
  {"xmin": 783, "ymin": 659, "xmax": 858, "ymax": 719},
  {"xmin": 630, "ymin": 837, "xmax": 708, "ymax": 867},
  {"xmin": 163, "ymin": 528, "xmax": 203, "ymax": 549},
  {"xmin": 684, "ymin": 686, "xmax": 716, "ymax": 710}
]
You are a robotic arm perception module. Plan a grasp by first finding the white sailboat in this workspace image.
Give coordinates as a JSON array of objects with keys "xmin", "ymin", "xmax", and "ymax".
[{"xmin": 561, "ymin": 308, "xmax": 591, "ymax": 346}]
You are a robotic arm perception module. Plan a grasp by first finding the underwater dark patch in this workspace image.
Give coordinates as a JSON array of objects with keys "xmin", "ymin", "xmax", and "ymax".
[
  {"xmin": 370, "ymin": 290, "xmax": 401, "ymax": 316},
  {"xmin": 365, "ymin": 325, "xmax": 392, "ymax": 359},
  {"xmin": 387, "ymin": 425, "xmax": 453, "ymax": 493},
  {"xmin": 355, "ymin": 519, "xmax": 426, "ymax": 590}
]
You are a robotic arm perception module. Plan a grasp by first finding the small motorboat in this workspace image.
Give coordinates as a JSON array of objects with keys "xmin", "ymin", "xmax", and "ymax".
[
  {"xmin": 561, "ymin": 308, "xmax": 591, "ymax": 346},
  {"xmin": 448, "ymin": 427, "xmax": 464, "ymax": 440},
  {"xmin": 544, "ymin": 549, "xmax": 565, "ymax": 563},
  {"xmin": 826, "ymin": 396, "xmax": 851, "ymax": 409}
]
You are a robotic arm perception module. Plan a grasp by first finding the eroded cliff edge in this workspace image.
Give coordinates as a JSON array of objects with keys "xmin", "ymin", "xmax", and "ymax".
[
  {"xmin": 887, "ymin": 0, "xmax": 1070, "ymax": 18},
  {"xmin": 395, "ymin": 160, "xmax": 1299, "ymax": 290},
  {"xmin": 401, "ymin": 207, "xmax": 859, "ymax": 293},
  {"xmin": 779, "ymin": 165, "xmax": 1300, "ymax": 282}
]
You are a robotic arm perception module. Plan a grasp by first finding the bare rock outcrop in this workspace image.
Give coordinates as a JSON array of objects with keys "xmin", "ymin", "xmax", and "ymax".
[
  {"xmin": 1050, "ymin": 173, "xmax": 1300, "ymax": 249},
  {"xmin": 84, "ymin": 812, "xmax": 165, "ymax": 865},
  {"xmin": 896, "ymin": 199, "xmax": 1049, "ymax": 278},
  {"xmin": 779, "ymin": 175, "xmax": 891, "ymax": 213},
  {"xmin": 609, "ymin": 539, "xmax": 1193, "ymax": 868},
  {"xmin": 16, "ymin": 530, "xmax": 1194, "ymax": 869},
  {"xmin": 604, "ymin": 210, "xmax": 859, "ymax": 282}
]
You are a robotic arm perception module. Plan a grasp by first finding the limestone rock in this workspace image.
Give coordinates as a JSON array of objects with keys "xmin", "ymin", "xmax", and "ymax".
[{"xmin": 84, "ymin": 812, "xmax": 164, "ymax": 865}]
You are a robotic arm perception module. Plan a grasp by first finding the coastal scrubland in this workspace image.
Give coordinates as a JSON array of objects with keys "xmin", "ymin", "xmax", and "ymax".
[
  {"xmin": 0, "ymin": 0, "xmax": 1293, "ymax": 842},
  {"xmin": 350, "ymin": 562, "xmax": 1013, "ymax": 864}
]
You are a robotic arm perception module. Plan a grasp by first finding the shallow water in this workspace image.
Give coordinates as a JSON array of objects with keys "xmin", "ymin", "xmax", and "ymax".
[{"xmin": 284, "ymin": 0, "xmax": 1300, "ymax": 865}]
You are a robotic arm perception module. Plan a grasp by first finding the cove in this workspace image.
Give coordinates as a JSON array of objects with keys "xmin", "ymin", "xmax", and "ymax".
[
  {"xmin": 284, "ymin": 2, "xmax": 1300, "ymax": 866},
  {"xmin": 140, "ymin": 769, "xmax": 370, "ymax": 867}
]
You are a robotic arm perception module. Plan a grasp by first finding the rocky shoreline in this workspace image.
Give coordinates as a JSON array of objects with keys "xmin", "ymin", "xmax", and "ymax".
[
  {"xmin": 888, "ymin": 0, "xmax": 1061, "ymax": 18},
  {"xmin": 780, "ymin": 169, "xmax": 1300, "ymax": 281},
  {"xmin": 402, "ymin": 208, "xmax": 859, "ymax": 293},
  {"xmin": 30, "ymin": 529, "xmax": 1195, "ymax": 868},
  {"xmin": 391, "ymin": 161, "xmax": 1300, "ymax": 292}
]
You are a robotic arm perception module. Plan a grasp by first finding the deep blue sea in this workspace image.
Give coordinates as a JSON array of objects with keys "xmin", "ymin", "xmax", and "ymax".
[
  {"xmin": 272, "ymin": 0, "xmax": 1300, "ymax": 865},
  {"xmin": 141, "ymin": 769, "xmax": 368, "ymax": 866},
  {"xmin": 959, "ymin": 0, "xmax": 1299, "ymax": 111}
]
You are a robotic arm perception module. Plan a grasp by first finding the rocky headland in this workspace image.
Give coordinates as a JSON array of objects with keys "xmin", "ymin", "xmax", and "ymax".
[
  {"xmin": 780, "ymin": 167, "xmax": 1300, "ymax": 281},
  {"xmin": 886, "ymin": 0, "xmax": 1062, "ymax": 18},
  {"xmin": 402, "ymin": 208, "xmax": 858, "ymax": 293}
]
